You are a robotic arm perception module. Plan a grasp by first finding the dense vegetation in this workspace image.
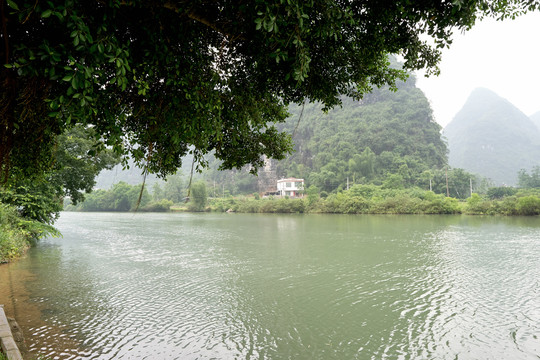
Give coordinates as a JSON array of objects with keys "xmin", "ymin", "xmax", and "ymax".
[
  {"xmin": 0, "ymin": 126, "xmax": 115, "ymax": 262},
  {"xmin": 67, "ymin": 174, "xmax": 540, "ymax": 217},
  {"xmin": 66, "ymin": 178, "xmax": 206, "ymax": 212},
  {"xmin": 276, "ymin": 75, "xmax": 447, "ymax": 191},
  {"xmin": 3, "ymin": 0, "xmax": 504, "ymax": 183},
  {"xmin": 31, "ymin": 74, "xmax": 540, "ymax": 220},
  {"xmin": 0, "ymin": 201, "xmax": 59, "ymax": 263},
  {"xmin": 189, "ymin": 73, "xmax": 489, "ymax": 199}
]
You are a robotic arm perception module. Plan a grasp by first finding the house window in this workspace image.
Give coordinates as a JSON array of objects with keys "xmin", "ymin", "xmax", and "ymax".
[{"xmin": 286, "ymin": 182, "xmax": 292, "ymax": 187}]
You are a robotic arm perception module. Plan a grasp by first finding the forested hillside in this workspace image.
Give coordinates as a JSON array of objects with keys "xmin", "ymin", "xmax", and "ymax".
[
  {"xmin": 94, "ymin": 72, "xmax": 476, "ymax": 197},
  {"xmin": 274, "ymin": 75, "xmax": 447, "ymax": 192},
  {"xmin": 444, "ymin": 88, "xmax": 540, "ymax": 185}
]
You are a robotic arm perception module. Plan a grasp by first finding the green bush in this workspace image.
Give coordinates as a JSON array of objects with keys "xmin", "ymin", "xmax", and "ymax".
[
  {"xmin": 0, "ymin": 202, "xmax": 55, "ymax": 262},
  {"xmin": 188, "ymin": 181, "xmax": 208, "ymax": 212},
  {"xmin": 139, "ymin": 199, "xmax": 173, "ymax": 212},
  {"xmin": 74, "ymin": 182, "xmax": 150, "ymax": 211},
  {"xmin": 0, "ymin": 227, "xmax": 28, "ymax": 263},
  {"xmin": 465, "ymin": 193, "xmax": 493, "ymax": 215},
  {"xmin": 493, "ymin": 196, "xmax": 519, "ymax": 215},
  {"xmin": 208, "ymin": 197, "xmax": 236, "ymax": 212},
  {"xmin": 419, "ymin": 195, "xmax": 461, "ymax": 214},
  {"xmin": 487, "ymin": 186, "xmax": 518, "ymax": 200},
  {"xmin": 348, "ymin": 184, "xmax": 379, "ymax": 199},
  {"xmin": 338, "ymin": 196, "xmax": 370, "ymax": 214},
  {"xmin": 275, "ymin": 198, "xmax": 305, "ymax": 213},
  {"xmin": 371, "ymin": 195, "xmax": 421, "ymax": 214},
  {"xmin": 259, "ymin": 199, "xmax": 277, "ymax": 213},
  {"xmin": 516, "ymin": 196, "xmax": 540, "ymax": 215},
  {"xmin": 235, "ymin": 199, "xmax": 261, "ymax": 213},
  {"xmin": 306, "ymin": 185, "xmax": 320, "ymax": 208}
]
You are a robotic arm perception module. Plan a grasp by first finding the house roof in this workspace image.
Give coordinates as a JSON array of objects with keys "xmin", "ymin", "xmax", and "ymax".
[{"xmin": 277, "ymin": 177, "xmax": 304, "ymax": 183}]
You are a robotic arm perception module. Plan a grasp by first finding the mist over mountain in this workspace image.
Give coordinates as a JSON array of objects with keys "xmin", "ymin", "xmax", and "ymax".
[
  {"xmin": 443, "ymin": 88, "xmax": 540, "ymax": 185},
  {"xmin": 530, "ymin": 111, "xmax": 540, "ymax": 131},
  {"xmin": 94, "ymin": 160, "xmax": 159, "ymax": 189}
]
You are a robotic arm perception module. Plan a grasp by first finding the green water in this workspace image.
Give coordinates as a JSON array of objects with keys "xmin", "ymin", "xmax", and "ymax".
[{"xmin": 0, "ymin": 212, "xmax": 539, "ymax": 359}]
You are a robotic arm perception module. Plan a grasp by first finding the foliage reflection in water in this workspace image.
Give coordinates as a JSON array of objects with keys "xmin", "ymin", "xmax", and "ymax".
[{"xmin": 0, "ymin": 213, "xmax": 538, "ymax": 359}]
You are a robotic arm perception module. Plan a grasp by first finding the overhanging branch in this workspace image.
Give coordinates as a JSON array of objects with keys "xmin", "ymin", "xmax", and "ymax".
[{"xmin": 163, "ymin": 2, "xmax": 245, "ymax": 41}]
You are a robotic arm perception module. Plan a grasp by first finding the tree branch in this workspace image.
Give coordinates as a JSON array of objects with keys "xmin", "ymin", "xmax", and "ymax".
[{"xmin": 162, "ymin": 2, "xmax": 245, "ymax": 41}]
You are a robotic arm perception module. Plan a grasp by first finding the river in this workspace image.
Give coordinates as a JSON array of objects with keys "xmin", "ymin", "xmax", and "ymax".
[{"xmin": 0, "ymin": 212, "xmax": 539, "ymax": 359}]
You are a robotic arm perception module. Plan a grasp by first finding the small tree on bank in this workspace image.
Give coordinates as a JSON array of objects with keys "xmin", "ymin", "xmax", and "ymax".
[{"xmin": 189, "ymin": 182, "xmax": 208, "ymax": 212}]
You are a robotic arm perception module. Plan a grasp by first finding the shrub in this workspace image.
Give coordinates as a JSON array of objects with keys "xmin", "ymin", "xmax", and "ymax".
[
  {"xmin": 235, "ymin": 200, "xmax": 261, "ymax": 213},
  {"xmin": 339, "ymin": 196, "xmax": 370, "ymax": 214},
  {"xmin": 0, "ymin": 202, "xmax": 58, "ymax": 262},
  {"xmin": 188, "ymin": 181, "xmax": 207, "ymax": 212},
  {"xmin": 420, "ymin": 195, "xmax": 461, "ymax": 214},
  {"xmin": 139, "ymin": 199, "xmax": 173, "ymax": 212},
  {"xmin": 371, "ymin": 195, "xmax": 421, "ymax": 214},
  {"xmin": 492, "ymin": 196, "xmax": 519, "ymax": 215},
  {"xmin": 516, "ymin": 196, "xmax": 540, "ymax": 215},
  {"xmin": 487, "ymin": 186, "xmax": 517, "ymax": 200},
  {"xmin": 465, "ymin": 193, "xmax": 493, "ymax": 215},
  {"xmin": 209, "ymin": 197, "xmax": 236, "ymax": 212}
]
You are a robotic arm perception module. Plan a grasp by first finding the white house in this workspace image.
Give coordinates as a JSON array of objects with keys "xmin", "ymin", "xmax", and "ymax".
[{"xmin": 276, "ymin": 178, "xmax": 304, "ymax": 197}]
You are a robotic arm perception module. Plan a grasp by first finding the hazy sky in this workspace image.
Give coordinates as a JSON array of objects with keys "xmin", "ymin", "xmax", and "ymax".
[{"xmin": 415, "ymin": 11, "xmax": 540, "ymax": 128}]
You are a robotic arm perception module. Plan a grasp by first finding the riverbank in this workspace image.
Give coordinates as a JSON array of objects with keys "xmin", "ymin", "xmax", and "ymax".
[
  {"xmin": 0, "ymin": 204, "xmax": 32, "ymax": 264},
  {"xmin": 0, "ymin": 203, "xmax": 59, "ymax": 264},
  {"xmin": 65, "ymin": 184, "xmax": 540, "ymax": 216},
  {"xmin": 181, "ymin": 186, "xmax": 540, "ymax": 216}
]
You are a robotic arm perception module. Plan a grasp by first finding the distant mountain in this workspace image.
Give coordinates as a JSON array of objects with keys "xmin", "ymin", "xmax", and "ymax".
[
  {"xmin": 443, "ymin": 88, "xmax": 540, "ymax": 185},
  {"xmin": 530, "ymin": 111, "xmax": 540, "ymax": 131}
]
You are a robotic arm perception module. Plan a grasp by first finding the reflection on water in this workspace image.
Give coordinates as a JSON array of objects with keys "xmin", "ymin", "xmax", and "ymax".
[{"xmin": 0, "ymin": 213, "xmax": 539, "ymax": 359}]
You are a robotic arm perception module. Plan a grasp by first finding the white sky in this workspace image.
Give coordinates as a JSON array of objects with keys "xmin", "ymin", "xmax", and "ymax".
[{"xmin": 415, "ymin": 11, "xmax": 540, "ymax": 128}]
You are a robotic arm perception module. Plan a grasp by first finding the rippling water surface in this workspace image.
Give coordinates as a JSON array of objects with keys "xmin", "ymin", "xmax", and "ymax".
[{"xmin": 0, "ymin": 213, "xmax": 539, "ymax": 359}]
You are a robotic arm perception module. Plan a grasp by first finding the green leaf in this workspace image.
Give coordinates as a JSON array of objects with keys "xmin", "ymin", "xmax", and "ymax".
[
  {"xmin": 42, "ymin": 9, "xmax": 53, "ymax": 18},
  {"xmin": 6, "ymin": 0, "xmax": 19, "ymax": 11}
]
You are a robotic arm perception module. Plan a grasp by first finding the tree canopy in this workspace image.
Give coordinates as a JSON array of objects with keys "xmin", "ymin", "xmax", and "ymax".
[
  {"xmin": 1, "ymin": 0, "xmax": 536, "ymax": 182},
  {"xmin": 0, "ymin": 125, "xmax": 117, "ymax": 223}
]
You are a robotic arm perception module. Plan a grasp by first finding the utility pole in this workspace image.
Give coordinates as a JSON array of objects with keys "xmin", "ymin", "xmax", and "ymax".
[
  {"xmin": 429, "ymin": 178, "xmax": 432, "ymax": 192},
  {"xmin": 470, "ymin": 178, "xmax": 473, "ymax": 197},
  {"xmin": 347, "ymin": 177, "xmax": 349, "ymax": 190}
]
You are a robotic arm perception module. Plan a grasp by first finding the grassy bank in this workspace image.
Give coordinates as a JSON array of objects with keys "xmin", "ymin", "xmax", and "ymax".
[
  {"xmin": 66, "ymin": 184, "xmax": 540, "ymax": 216},
  {"xmin": 206, "ymin": 185, "xmax": 540, "ymax": 216},
  {"xmin": 0, "ymin": 202, "xmax": 59, "ymax": 263}
]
